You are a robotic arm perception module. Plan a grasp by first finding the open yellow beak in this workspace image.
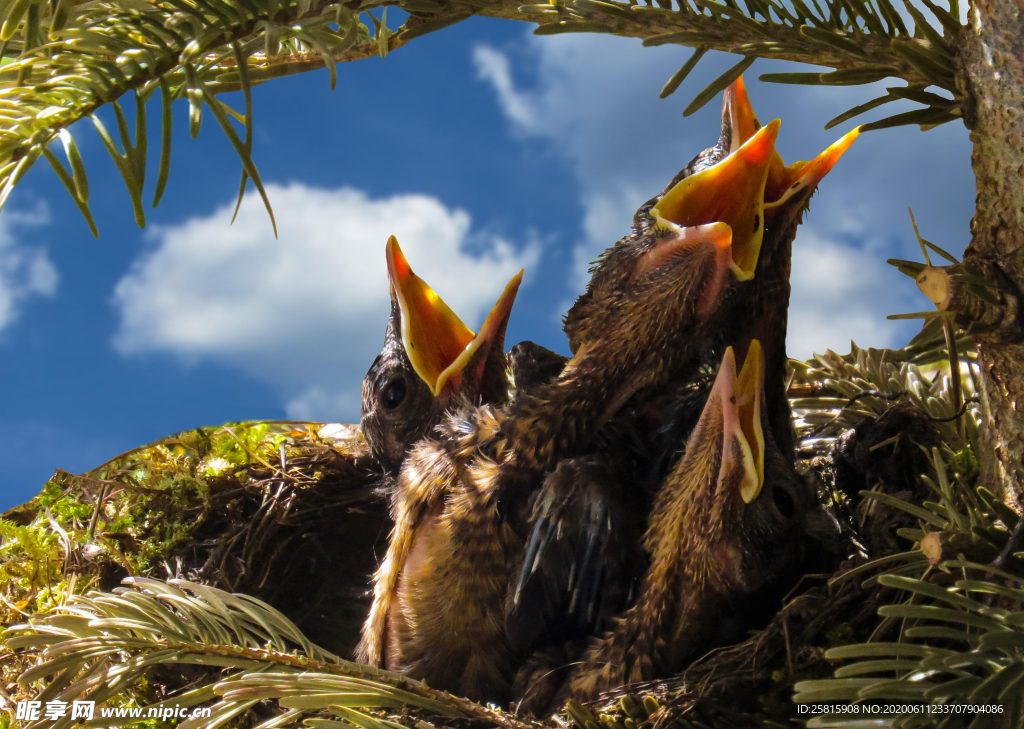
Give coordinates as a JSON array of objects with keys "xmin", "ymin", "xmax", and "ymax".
[
  {"xmin": 763, "ymin": 127, "xmax": 860, "ymax": 216},
  {"xmin": 720, "ymin": 76, "xmax": 859, "ymax": 220},
  {"xmin": 438, "ymin": 271, "xmax": 522, "ymax": 398},
  {"xmin": 386, "ymin": 235, "xmax": 523, "ymax": 397},
  {"xmin": 651, "ymin": 120, "xmax": 778, "ymax": 282},
  {"xmin": 723, "ymin": 75, "xmax": 760, "ymax": 155},
  {"xmin": 710, "ymin": 340, "xmax": 765, "ymax": 504}
]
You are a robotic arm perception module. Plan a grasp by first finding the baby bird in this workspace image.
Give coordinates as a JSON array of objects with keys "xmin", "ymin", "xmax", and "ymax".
[
  {"xmin": 504, "ymin": 119, "xmax": 782, "ymax": 475},
  {"xmin": 510, "ymin": 73, "xmax": 861, "ymax": 469},
  {"xmin": 361, "ymin": 236, "xmax": 522, "ymax": 472},
  {"xmin": 355, "ymin": 128, "xmax": 781, "ymax": 701},
  {"xmin": 357, "ymin": 84, "xmax": 858, "ymax": 707},
  {"xmin": 568, "ymin": 341, "xmax": 818, "ymax": 700},
  {"xmin": 511, "ymin": 86, "xmax": 859, "ymax": 709},
  {"xmin": 509, "ymin": 340, "xmax": 569, "ymax": 396}
]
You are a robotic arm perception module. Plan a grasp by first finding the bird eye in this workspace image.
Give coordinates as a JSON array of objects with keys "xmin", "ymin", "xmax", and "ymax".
[
  {"xmin": 772, "ymin": 486, "xmax": 795, "ymax": 519},
  {"xmin": 380, "ymin": 377, "xmax": 407, "ymax": 410}
]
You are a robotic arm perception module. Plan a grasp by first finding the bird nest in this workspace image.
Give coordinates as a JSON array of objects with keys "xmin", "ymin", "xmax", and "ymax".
[
  {"xmin": 3, "ymin": 338, "xmax": 1021, "ymax": 729},
  {"xmin": 0, "ymin": 421, "xmax": 388, "ymax": 695}
]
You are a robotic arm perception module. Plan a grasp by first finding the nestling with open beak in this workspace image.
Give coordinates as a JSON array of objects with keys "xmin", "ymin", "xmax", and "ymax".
[
  {"xmin": 361, "ymin": 236, "xmax": 523, "ymax": 472},
  {"xmin": 503, "ymin": 119, "xmax": 782, "ymax": 476},
  {"xmin": 567, "ymin": 341, "xmax": 820, "ymax": 700},
  {"xmin": 516, "ymin": 77, "xmax": 860, "ymax": 470},
  {"xmin": 494, "ymin": 119, "xmax": 790, "ymax": 686},
  {"xmin": 509, "ymin": 84, "xmax": 858, "ymax": 707},
  {"xmin": 506, "ymin": 86, "xmax": 858, "ymax": 696},
  {"xmin": 355, "ymin": 130, "xmax": 778, "ymax": 701},
  {"xmin": 357, "ymin": 83, "xmax": 858, "ymax": 708}
]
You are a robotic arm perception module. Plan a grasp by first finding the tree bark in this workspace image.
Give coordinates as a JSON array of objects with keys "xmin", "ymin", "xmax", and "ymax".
[{"xmin": 959, "ymin": 0, "xmax": 1024, "ymax": 511}]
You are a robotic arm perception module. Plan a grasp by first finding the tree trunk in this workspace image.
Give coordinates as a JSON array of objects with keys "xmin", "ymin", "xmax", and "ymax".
[{"xmin": 959, "ymin": 0, "xmax": 1024, "ymax": 511}]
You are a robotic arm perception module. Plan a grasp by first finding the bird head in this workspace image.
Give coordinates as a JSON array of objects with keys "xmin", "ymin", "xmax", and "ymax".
[
  {"xmin": 361, "ymin": 236, "xmax": 523, "ymax": 470},
  {"xmin": 565, "ymin": 77, "xmax": 858, "ymax": 351},
  {"xmin": 662, "ymin": 340, "xmax": 816, "ymax": 595},
  {"xmin": 563, "ymin": 119, "xmax": 780, "ymax": 357},
  {"xmin": 508, "ymin": 81, "xmax": 857, "ymax": 469}
]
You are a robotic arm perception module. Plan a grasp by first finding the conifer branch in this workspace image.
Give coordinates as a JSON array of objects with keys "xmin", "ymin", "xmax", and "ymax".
[
  {"xmin": 0, "ymin": 0, "xmax": 963, "ymax": 233},
  {"xmin": 5, "ymin": 577, "xmax": 534, "ymax": 729}
]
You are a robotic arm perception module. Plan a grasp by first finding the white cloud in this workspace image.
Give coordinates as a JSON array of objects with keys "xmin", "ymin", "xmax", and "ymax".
[
  {"xmin": 0, "ymin": 204, "xmax": 58, "ymax": 332},
  {"xmin": 473, "ymin": 46, "xmax": 538, "ymax": 131},
  {"xmin": 113, "ymin": 183, "xmax": 538, "ymax": 421},
  {"xmin": 473, "ymin": 33, "xmax": 974, "ymax": 354},
  {"xmin": 787, "ymin": 227, "xmax": 910, "ymax": 359},
  {"xmin": 473, "ymin": 35, "xmax": 694, "ymax": 286}
]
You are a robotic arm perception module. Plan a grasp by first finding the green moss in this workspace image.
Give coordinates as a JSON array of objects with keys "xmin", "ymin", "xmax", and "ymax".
[
  {"xmin": 823, "ymin": 621, "xmax": 855, "ymax": 648},
  {"xmin": 947, "ymin": 444, "xmax": 980, "ymax": 485},
  {"xmin": 0, "ymin": 420, "xmax": 300, "ymax": 710}
]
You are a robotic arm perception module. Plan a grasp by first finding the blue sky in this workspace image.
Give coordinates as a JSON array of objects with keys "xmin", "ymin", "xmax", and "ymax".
[{"xmin": 0, "ymin": 17, "xmax": 974, "ymax": 511}]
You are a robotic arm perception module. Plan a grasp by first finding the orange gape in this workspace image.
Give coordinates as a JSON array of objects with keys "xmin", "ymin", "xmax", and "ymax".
[{"xmin": 360, "ymin": 236, "xmax": 522, "ymax": 473}]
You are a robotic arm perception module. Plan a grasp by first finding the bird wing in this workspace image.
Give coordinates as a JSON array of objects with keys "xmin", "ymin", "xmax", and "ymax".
[{"xmin": 505, "ymin": 454, "xmax": 647, "ymax": 654}]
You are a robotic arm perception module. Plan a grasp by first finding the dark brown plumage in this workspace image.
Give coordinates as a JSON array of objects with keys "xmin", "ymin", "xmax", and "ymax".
[
  {"xmin": 355, "ymin": 126, "xmax": 779, "ymax": 701},
  {"xmin": 506, "ymin": 444, "xmax": 652, "ymax": 713},
  {"xmin": 504, "ymin": 120, "xmax": 781, "ymax": 475},
  {"xmin": 356, "ymin": 79, "xmax": 858, "ymax": 709},
  {"xmin": 566, "ymin": 341, "xmax": 819, "ymax": 700},
  {"xmin": 508, "ymin": 341, "xmax": 569, "ymax": 396}
]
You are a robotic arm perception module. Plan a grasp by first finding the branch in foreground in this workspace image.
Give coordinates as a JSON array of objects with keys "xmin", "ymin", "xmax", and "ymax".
[{"xmin": 5, "ymin": 577, "xmax": 533, "ymax": 729}]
